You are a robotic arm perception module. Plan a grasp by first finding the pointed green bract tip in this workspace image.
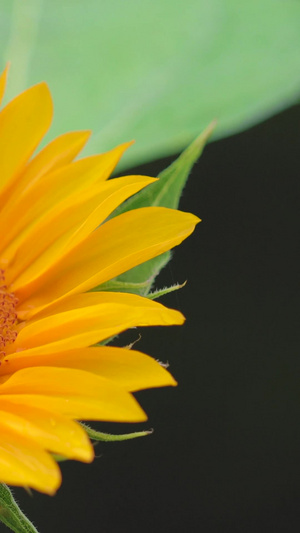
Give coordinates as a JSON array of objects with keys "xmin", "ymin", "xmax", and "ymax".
[{"xmin": 108, "ymin": 122, "xmax": 214, "ymax": 296}]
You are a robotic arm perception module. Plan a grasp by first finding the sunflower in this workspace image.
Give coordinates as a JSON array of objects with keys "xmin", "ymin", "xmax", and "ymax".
[{"xmin": 0, "ymin": 65, "xmax": 199, "ymax": 494}]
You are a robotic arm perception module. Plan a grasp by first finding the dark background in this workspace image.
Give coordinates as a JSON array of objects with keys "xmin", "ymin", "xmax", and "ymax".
[{"xmin": 11, "ymin": 104, "xmax": 300, "ymax": 533}]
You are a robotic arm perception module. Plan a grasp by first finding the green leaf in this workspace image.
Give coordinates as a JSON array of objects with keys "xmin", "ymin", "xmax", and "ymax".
[
  {"xmin": 80, "ymin": 423, "xmax": 153, "ymax": 442},
  {"xmin": 0, "ymin": 484, "xmax": 39, "ymax": 533},
  {"xmin": 1, "ymin": 1, "xmax": 300, "ymax": 169},
  {"xmin": 106, "ymin": 125, "xmax": 211, "ymax": 295}
]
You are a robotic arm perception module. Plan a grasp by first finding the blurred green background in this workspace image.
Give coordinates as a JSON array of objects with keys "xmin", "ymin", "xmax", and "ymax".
[{"xmin": 1, "ymin": 0, "xmax": 300, "ymax": 169}]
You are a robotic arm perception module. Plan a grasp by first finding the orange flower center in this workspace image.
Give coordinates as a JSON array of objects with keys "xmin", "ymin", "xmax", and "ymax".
[{"xmin": 0, "ymin": 268, "xmax": 18, "ymax": 358}]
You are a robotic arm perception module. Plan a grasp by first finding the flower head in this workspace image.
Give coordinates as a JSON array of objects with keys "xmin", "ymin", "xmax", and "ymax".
[{"xmin": 0, "ymin": 65, "xmax": 199, "ymax": 494}]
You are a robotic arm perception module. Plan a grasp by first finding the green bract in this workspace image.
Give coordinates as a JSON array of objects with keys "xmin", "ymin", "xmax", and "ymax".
[
  {"xmin": 102, "ymin": 123, "xmax": 215, "ymax": 296},
  {"xmin": 0, "ymin": 485, "xmax": 39, "ymax": 533}
]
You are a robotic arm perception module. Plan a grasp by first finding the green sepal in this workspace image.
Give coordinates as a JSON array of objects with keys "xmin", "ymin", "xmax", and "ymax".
[
  {"xmin": 115, "ymin": 252, "xmax": 172, "ymax": 297},
  {"xmin": 116, "ymin": 121, "xmax": 216, "ymax": 215},
  {"xmin": 147, "ymin": 281, "xmax": 187, "ymax": 300},
  {"xmin": 95, "ymin": 252, "xmax": 171, "ymax": 297},
  {"xmin": 51, "ymin": 454, "xmax": 68, "ymax": 463},
  {"xmin": 108, "ymin": 123, "xmax": 215, "ymax": 296},
  {"xmin": 80, "ymin": 422, "xmax": 153, "ymax": 442},
  {"xmin": 92, "ymin": 279, "xmax": 150, "ymax": 294},
  {"xmin": 0, "ymin": 484, "xmax": 39, "ymax": 533}
]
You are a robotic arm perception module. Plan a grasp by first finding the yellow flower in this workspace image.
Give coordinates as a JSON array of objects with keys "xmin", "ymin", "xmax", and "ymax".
[{"xmin": 0, "ymin": 65, "xmax": 199, "ymax": 494}]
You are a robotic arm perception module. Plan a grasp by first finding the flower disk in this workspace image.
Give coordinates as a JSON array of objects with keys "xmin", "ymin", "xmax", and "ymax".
[{"xmin": 0, "ymin": 65, "xmax": 199, "ymax": 494}]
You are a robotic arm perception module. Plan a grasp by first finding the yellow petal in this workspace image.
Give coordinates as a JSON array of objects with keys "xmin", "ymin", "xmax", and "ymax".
[
  {"xmin": 6, "ymin": 175, "xmax": 156, "ymax": 282},
  {"xmin": 7, "ymin": 130, "xmax": 91, "ymax": 207},
  {"xmin": 2, "ymin": 346, "xmax": 177, "ymax": 391},
  {"xmin": 0, "ymin": 402, "xmax": 93, "ymax": 462},
  {"xmin": 12, "ymin": 292, "xmax": 184, "ymax": 351},
  {"xmin": 0, "ymin": 366, "xmax": 147, "ymax": 422},
  {"xmin": 0, "ymin": 394, "xmax": 141, "ymax": 422},
  {"xmin": 0, "ymin": 83, "xmax": 53, "ymax": 202},
  {"xmin": 15, "ymin": 207, "xmax": 200, "ymax": 315},
  {"xmin": 0, "ymin": 131, "xmax": 91, "ymax": 262},
  {"xmin": 0, "ymin": 63, "xmax": 9, "ymax": 106},
  {"xmin": 0, "ymin": 142, "xmax": 131, "ymax": 259},
  {"xmin": 0, "ymin": 429, "xmax": 61, "ymax": 494}
]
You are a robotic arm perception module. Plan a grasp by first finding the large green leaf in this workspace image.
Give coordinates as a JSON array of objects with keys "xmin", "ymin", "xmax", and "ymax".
[{"xmin": 1, "ymin": 0, "xmax": 300, "ymax": 169}]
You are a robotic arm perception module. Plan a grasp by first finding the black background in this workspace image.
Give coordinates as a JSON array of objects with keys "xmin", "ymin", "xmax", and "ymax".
[{"xmin": 11, "ymin": 104, "xmax": 300, "ymax": 533}]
